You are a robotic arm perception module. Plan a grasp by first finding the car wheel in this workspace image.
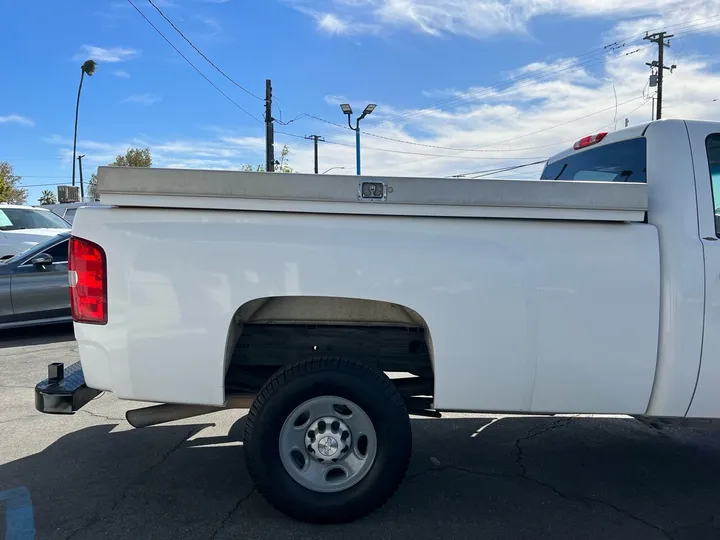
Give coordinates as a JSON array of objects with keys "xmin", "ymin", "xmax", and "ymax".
[{"xmin": 243, "ymin": 357, "xmax": 412, "ymax": 523}]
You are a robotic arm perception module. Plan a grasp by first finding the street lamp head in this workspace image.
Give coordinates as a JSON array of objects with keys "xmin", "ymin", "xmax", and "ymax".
[
  {"xmin": 362, "ymin": 104, "xmax": 377, "ymax": 116},
  {"xmin": 340, "ymin": 104, "xmax": 353, "ymax": 115}
]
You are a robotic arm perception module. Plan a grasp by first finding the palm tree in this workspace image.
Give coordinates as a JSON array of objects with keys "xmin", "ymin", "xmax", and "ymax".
[{"xmin": 72, "ymin": 59, "xmax": 97, "ymax": 188}]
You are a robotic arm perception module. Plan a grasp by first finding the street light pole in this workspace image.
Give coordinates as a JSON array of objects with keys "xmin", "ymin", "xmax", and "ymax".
[
  {"xmin": 322, "ymin": 166, "xmax": 346, "ymax": 175},
  {"xmin": 340, "ymin": 103, "xmax": 376, "ymax": 175},
  {"xmin": 355, "ymin": 122, "xmax": 361, "ymax": 175}
]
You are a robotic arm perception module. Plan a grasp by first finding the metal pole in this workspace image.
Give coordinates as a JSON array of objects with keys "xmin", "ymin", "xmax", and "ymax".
[
  {"xmin": 355, "ymin": 122, "xmax": 361, "ymax": 175},
  {"xmin": 657, "ymin": 35, "xmax": 665, "ymax": 120},
  {"xmin": 652, "ymin": 97, "xmax": 655, "ymax": 121},
  {"xmin": 314, "ymin": 136, "xmax": 319, "ymax": 174},
  {"xmin": 71, "ymin": 70, "xmax": 85, "ymax": 187},
  {"xmin": 78, "ymin": 155, "xmax": 85, "ymax": 201},
  {"xmin": 305, "ymin": 135, "xmax": 323, "ymax": 174},
  {"xmin": 265, "ymin": 79, "xmax": 274, "ymax": 172},
  {"xmin": 644, "ymin": 32, "xmax": 673, "ymax": 121}
]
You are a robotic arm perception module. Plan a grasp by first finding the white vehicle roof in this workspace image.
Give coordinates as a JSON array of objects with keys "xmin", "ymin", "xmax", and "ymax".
[
  {"xmin": 0, "ymin": 203, "xmax": 56, "ymax": 211},
  {"xmin": 546, "ymin": 119, "xmax": 720, "ymax": 166}
]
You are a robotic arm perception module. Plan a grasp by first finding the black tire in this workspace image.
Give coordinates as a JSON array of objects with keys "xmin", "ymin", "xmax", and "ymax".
[{"xmin": 243, "ymin": 357, "xmax": 412, "ymax": 523}]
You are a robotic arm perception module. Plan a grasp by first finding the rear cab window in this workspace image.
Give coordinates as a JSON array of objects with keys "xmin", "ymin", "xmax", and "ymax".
[
  {"xmin": 541, "ymin": 138, "xmax": 647, "ymax": 183},
  {"xmin": 707, "ymin": 134, "xmax": 720, "ymax": 236}
]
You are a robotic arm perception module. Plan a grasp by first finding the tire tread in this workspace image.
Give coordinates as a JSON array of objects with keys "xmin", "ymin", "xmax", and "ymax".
[{"xmin": 243, "ymin": 356, "xmax": 411, "ymax": 523}]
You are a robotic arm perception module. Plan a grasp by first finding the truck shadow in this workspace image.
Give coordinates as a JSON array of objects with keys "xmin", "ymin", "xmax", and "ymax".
[
  {"xmin": 0, "ymin": 323, "xmax": 75, "ymax": 347},
  {"xmin": 1, "ymin": 415, "xmax": 719, "ymax": 540}
]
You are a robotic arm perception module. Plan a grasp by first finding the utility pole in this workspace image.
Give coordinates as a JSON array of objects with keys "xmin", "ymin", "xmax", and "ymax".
[
  {"xmin": 77, "ymin": 154, "xmax": 85, "ymax": 201},
  {"xmin": 265, "ymin": 79, "xmax": 275, "ymax": 172},
  {"xmin": 305, "ymin": 135, "xmax": 324, "ymax": 174},
  {"xmin": 645, "ymin": 31, "xmax": 676, "ymax": 120}
]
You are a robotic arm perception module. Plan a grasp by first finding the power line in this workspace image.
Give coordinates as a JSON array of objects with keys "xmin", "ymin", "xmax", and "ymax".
[
  {"xmin": 3, "ymin": 157, "xmax": 65, "ymax": 161},
  {"xmin": 17, "ymin": 182, "xmax": 64, "ymax": 188},
  {"xmin": 307, "ymin": 94, "xmax": 648, "ymax": 153},
  {"xmin": 15, "ymin": 175, "xmax": 68, "ymax": 179},
  {"xmin": 383, "ymin": 15, "xmax": 720, "ymax": 125},
  {"xmin": 673, "ymin": 22, "xmax": 720, "ymax": 41},
  {"xmin": 128, "ymin": 4, "xmax": 718, "ymax": 159},
  {"xmin": 408, "ymin": 94, "xmax": 655, "ymax": 166},
  {"xmin": 126, "ymin": 0, "xmax": 262, "ymax": 123},
  {"xmin": 303, "ymin": 41, "xmax": 654, "ymax": 146},
  {"xmin": 305, "ymin": 16, "xmax": 718, "ymax": 140},
  {"xmin": 147, "ymin": 0, "xmax": 264, "ymax": 101},
  {"xmin": 448, "ymin": 160, "xmax": 548, "ymax": 178},
  {"xmin": 276, "ymin": 129, "xmax": 550, "ymax": 159},
  {"xmin": 470, "ymin": 161, "xmax": 548, "ymax": 179}
]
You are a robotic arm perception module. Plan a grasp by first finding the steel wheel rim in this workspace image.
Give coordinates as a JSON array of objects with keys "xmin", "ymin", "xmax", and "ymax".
[{"xmin": 279, "ymin": 395, "xmax": 378, "ymax": 493}]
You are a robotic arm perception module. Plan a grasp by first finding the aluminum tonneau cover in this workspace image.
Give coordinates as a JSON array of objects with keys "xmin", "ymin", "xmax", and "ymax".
[{"xmin": 95, "ymin": 166, "xmax": 648, "ymax": 222}]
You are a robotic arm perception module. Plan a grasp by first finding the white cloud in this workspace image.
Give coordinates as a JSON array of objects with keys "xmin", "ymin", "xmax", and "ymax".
[
  {"xmin": 289, "ymin": 3, "xmax": 380, "ymax": 34},
  {"xmin": 122, "ymin": 93, "xmax": 162, "ymax": 105},
  {"xmin": 325, "ymin": 95, "xmax": 349, "ymax": 105},
  {"xmin": 43, "ymin": 133, "xmax": 266, "ymax": 171},
  {"xmin": 0, "ymin": 114, "xmax": 35, "ymax": 127},
  {"xmin": 74, "ymin": 45, "xmax": 139, "ymax": 63},
  {"xmin": 288, "ymin": 0, "xmax": 720, "ymax": 38},
  {"xmin": 317, "ymin": 13, "xmax": 351, "ymax": 34},
  {"xmin": 197, "ymin": 17, "xmax": 223, "ymax": 37},
  {"xmin": 42, "ymin": 35, "xmax": 720, "ymax": 183},
  {"xmin": 113, "ymin": 70, "xmax": 131, "ymax": 78}
]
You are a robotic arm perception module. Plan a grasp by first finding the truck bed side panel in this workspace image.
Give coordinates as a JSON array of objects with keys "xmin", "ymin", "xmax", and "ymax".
[{"xmin": 73, "ymin": 207, "xmax": 659, "ymax": 414}]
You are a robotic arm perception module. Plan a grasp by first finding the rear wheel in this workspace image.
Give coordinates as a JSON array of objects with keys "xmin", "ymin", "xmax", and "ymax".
[{"xmin": 243, "ymin": 357, "xmax": 412, "ymax": 523}]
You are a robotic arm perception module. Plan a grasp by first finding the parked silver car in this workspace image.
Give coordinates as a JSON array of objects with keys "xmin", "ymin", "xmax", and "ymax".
[{"xmin": 0, "ymin": 232, "xmax": 71, "ymax": 329}]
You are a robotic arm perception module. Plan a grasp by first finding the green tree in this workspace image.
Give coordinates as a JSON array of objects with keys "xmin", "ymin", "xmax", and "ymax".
[
  {"xmin": 88, "ymin": 147, "xmax": 153, "ymax": 201},
  {"xmin": 241, "ymin": 145, "xmax": 294, "ymax": 173},
  {"xmin": 0, "ymin": 162, "xmax": 28, "ymax": 204},
  {"xmin": 38, "ymin": 189, "xmax": 58, "ymax": 205},
  {"xmin": 110, "ymin": 147, "xmax": 152, "ymax": 168}
]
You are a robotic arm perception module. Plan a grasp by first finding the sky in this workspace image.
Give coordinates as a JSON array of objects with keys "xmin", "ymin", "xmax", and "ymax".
[{"xmin": 1, "ymin": 0, "xmax": 719, "ymax": 204}]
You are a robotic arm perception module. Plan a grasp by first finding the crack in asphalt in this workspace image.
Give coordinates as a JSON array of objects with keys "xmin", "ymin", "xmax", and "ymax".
[
  {"xmin": 78, "ymin": 409, "xmax": 126, "ymax": 422},
  {"xmin": 514, "ymin": 417, "xmax": 574, "ymax": 476},
  {"xmin": 409, "ymin": 418, "xmax": 674, "ymax": 539},
  {"xmin": 207, "ymin": 486, "xmax": 256, "ymax": 540},
  {"xmin": 667, "ymin": 514, "xmax": 720, "ymax": 535},
  {"xmin": 515, "ymin": 418, "xmax": 672, "ymax": 538},
  {"xmin": 63, "ymin": 426, "xmax": 199, "ymax": 540}
]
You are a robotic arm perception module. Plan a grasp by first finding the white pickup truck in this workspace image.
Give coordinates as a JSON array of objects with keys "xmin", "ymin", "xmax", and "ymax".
[{"xmin": 35, "ymin": 119, "xmax": 720, "ymax": 523}]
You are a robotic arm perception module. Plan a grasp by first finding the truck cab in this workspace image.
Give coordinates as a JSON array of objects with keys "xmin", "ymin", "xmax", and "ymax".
[{"xmin": 541, "ymin": 120, "xmax": 720, "ymax": 418}]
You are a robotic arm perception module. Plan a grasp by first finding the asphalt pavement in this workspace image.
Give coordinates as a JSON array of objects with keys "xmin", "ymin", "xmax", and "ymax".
[{"xmin": 1, "ymin": 324, "xmax": 720, "ymax": 540}]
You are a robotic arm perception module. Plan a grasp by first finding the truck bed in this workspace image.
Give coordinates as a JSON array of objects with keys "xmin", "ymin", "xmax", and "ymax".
[{"xmin": 96, "ymin": 167, "xmax": 647, "ymax": 222}]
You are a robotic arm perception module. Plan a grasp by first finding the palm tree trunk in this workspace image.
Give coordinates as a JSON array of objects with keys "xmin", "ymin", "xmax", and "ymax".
[{"xmin": 71, "ymin": 70, "xmax": 85, "ymax": 187}]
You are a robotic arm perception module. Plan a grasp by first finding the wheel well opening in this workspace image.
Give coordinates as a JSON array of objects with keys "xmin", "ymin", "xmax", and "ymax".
[{"xmin": 223, "ymin": 296, "xmax": 435, "ymax": 410}]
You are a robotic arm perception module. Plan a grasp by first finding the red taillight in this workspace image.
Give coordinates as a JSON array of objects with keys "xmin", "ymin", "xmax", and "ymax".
[
  {"xmin": 69, "ymin": 236, "xmax": 107, "ymax": 325},
  {"xmin": 573, "ymin": 132, "xmax": 608, "ymax": 150}
]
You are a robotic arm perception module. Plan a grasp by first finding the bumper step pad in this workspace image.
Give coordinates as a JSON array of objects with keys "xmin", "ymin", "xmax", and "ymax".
[{"xmin": 35, "ymin": 362, "xmax": 101, "ymax": 414}]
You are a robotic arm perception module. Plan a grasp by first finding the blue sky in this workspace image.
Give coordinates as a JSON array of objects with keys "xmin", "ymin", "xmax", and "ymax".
[{"xmin": 1, "ymin": 0, "xmax": 719, "ymax": 203}]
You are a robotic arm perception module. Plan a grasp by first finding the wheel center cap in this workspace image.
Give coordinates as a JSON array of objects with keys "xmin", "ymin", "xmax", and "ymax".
[{"xmin": 317, "ymin": 436, "xmax": 339, "ymax": 457}]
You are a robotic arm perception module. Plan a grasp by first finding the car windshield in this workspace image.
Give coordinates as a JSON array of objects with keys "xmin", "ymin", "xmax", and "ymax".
[{"xmin": 0, "ymin": 207, "xmax": 70, "ymax": 231}]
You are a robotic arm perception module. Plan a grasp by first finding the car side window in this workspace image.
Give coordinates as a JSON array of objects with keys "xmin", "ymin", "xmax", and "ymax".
[
  {"xmin": 43, "ymin": 239, "xmax": 69, "ymax": 263},
  {"xmin": 707, "ymin": 134, "xmax": 720, "ymax": 237},
  {"xmin": 22, "ymin": 239, "xmax": 69, "ymax": 266}
]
